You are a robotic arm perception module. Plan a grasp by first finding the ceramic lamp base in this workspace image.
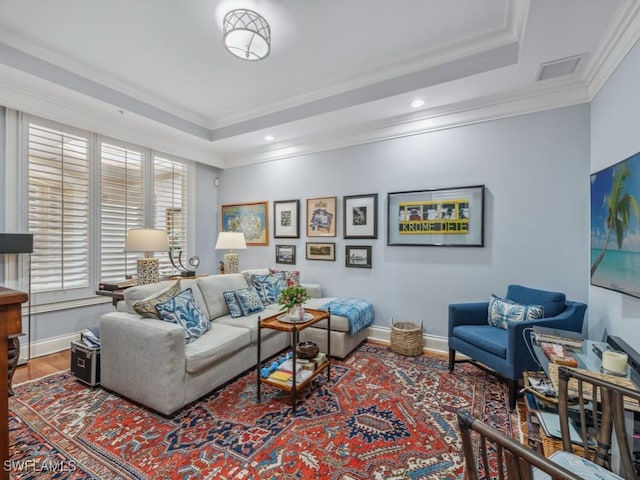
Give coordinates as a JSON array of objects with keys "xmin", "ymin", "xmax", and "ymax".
[
  {"xmin": 223, "ymin": 253, "xmax": 240, "ymax": 274},
  {"xmin": 137, "ymin": 257, "xmax": 160, "ymax": 284}
]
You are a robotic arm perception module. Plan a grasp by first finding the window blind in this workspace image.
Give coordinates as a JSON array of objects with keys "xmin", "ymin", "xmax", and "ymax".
[
  {"xmin": 100, "ymin": 142, "xmax": 145, "ymax": 282},
  {"xmin": 28, "ymin": 123, "xmax": 90, "ymax": 292},
  {"xmin": 154, "ymin": 155, "xmax": 189, "ymax": 276}
]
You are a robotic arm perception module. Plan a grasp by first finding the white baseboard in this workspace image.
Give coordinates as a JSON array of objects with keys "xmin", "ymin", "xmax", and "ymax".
[
  {"xmin": 18, "ymin": 332, "xmax": 81, "ymax": 363},
  {"xmin": 367, "ymin": 325, "xmax": 449, "ymax": 355}
]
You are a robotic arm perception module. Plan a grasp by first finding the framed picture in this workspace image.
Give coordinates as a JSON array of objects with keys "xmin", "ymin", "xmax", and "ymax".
[
  {"xmin": 305, "ymin": 242, "xmax": 336, "ymax": 261},
  {"xmin": 221, "ymin": 201, "xmax": 269, "ymax": 246},
  {"xmin": 275, "ymin": 245, "xmax": 296, "ymax": 265},
  {"xmin": 344, "ymin": 193, "xmax": 378, "ymax": 239},
  {"xmin": 387, "ymin": 185, "xmax": 485, "ymax": 247},
  {"xmin": 273, "ymin": 199, "xmax": 300, "ymax": 238},
  {"xmin": 591, "ymin": 151, "xmax": 640, "ymax": 299},
  {"xmin": 307, "ymin": 196, "xmax": 337, "ymax": 237},
  {"xmin": 346, "ymin": 245, "xmax": 372, "ymax": 268}
]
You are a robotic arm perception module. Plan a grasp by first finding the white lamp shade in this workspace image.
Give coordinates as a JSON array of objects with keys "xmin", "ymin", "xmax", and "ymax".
[
  {"xmin": 124, "ymin": 228, "xmax": 169, "ymax": 253},
  {"xmin": 215, "ymin": 232, "xmax": 247, "ymax": 250}
]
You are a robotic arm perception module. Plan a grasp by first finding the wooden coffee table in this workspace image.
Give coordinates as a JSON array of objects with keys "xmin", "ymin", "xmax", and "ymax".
[{"xmin": 256, "ymin": 308, "xmax": 331, "ymax": 415}]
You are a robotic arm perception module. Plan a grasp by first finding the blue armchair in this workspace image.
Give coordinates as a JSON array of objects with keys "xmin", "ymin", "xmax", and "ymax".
[{"xmin": 448, "ymin": 285, "xmax": 587, "ymax": 409}]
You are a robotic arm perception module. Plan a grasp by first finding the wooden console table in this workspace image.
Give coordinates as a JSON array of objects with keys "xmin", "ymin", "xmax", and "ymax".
[{"xmin": 0, "ymin": 287, "xmax": 27, "ymax": 480}]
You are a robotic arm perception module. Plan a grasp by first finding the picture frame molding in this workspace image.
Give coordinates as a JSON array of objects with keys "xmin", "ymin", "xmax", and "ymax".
[
  {"xmin": 343, "ymin": 193, "xmax": 378, "ymax": 239},
  {"xmin": 387, "ymin": 185, "xmax": 485, "ymax": 247},
  {"xmin": 221, "ymin": 201, "xmax": 269, "ymax": 246},
  {"xmin": 273, "ymin": 199, "xmax": 300, "ymax": 238},
  {"xmin": 346, "ymin": 245, "xmax": 372, "ymax": 268},
  {"xmin": 306, "ymin": 196, "xmax": 337, "ymax": 237},
  {"xmin": 305, "ymin": 242, "xmax": 336, "ymax": 261}
]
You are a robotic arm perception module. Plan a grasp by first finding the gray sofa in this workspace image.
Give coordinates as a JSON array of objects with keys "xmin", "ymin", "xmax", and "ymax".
[{"xmin": 100, "ymin": 268, "xmax": 369, "ymax": 415}]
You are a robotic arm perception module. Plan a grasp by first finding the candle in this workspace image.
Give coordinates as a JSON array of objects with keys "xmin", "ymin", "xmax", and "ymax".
[{"xmin": 602, "ymin": 350, "xmax": 628, "ymax": 375}]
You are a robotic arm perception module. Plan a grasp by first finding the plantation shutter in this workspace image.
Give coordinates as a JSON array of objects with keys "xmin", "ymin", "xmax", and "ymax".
[
  {"xmin": 153, "ymin": 155, "xmax": 189, "ymax": 276},
  {"xmin": 28, "ymin": 123, "xmax": 90, "ymax": 293},
  {"xmin": 100, "ymin": 142, "xmax": 145, "ymax": 282}
]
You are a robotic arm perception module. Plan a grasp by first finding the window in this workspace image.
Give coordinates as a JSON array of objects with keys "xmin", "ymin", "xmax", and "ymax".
[
  {"xmin": 100, "ymin": 142, "xmax": 145, "ymax": 283},
  {"xmin": 154, "ymin": 155, "xmax": 189, "ymax": 276},
  {"xmin": 28, "ymin": 122, "xmax": 90, "ymax": 294},
  {"xmin": 21, "ymin": 116, "xmax": 194, "ymax": 307}
]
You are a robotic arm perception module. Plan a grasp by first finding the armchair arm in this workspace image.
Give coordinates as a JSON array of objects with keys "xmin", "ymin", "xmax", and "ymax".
[{"xmin": 448, "ymin": 302, "xmax": 490, "ymax": 336}]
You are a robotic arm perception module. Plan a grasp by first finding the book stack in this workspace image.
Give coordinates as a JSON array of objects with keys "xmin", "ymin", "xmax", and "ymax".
[
  {"xmin": 296, "ymin": 352, "xmax": 327, "ymax": 372},
  {"xmin": 532, "ymin": 327, "xmax": 583, "ymax": 348},
  {"xmin": 540, "ymin": 342, "xmax": 578, "ymax": 367},
  {"xmin": 267, "ymin": 359, "xmax": 313, "ymax": 387}
]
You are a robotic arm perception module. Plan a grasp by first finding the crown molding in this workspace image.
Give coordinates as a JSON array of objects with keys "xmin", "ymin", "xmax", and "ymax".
[
  {"xmin": 221, "ymin": 79, "xmax": 590, "ymax": 168},
  {"xmin": 583, "ymin": 0, "xmax": 640, "ymax": 100},
  {"xmin": 0, "ymin": 64, "xmax": 223, "ymax": 168}
]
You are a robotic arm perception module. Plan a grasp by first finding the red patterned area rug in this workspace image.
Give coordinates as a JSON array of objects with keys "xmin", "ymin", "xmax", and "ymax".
[{"xmin": 9, "ymin": 343, "xmax": 521, "ymax": 479}]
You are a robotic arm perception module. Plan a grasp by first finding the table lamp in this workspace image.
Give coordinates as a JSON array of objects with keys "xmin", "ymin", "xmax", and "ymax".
[
  {"xmin": 215, "ymin": 232, "xmax": 247, "ymax": 274},
  {"xmin": 124, "ymin": 228, "xmax": 169, "ymax": 284}
]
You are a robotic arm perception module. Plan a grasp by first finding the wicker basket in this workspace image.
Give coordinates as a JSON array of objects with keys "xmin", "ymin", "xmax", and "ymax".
[{"xmin": 390, "ymin": 318, "xmax": 423, "ymax": 356}]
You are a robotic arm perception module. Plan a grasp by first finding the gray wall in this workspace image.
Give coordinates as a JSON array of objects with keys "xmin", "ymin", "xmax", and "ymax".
[
  {"xmin": 590, "ymin": 39, "xmax": 640, "ymax": 352},
  {"xmin": 219, "ymin": 105, "xmax": 591, "ymax": 337}
]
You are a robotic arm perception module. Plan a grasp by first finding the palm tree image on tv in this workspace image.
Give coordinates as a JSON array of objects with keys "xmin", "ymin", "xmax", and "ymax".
[{"xmin": 591, "ymin": 156, "xmax": 640, "ymax": 297}]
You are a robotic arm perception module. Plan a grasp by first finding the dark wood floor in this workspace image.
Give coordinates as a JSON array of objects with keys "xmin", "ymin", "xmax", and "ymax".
[{"xmin": 13, "ymin": 350, "xmax": 70, "ymax": 385}]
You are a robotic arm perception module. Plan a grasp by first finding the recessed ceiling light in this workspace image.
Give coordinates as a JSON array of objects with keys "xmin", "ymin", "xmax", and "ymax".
[
  {"xmin": 411, "ymin": 99, "xmax": 425, "ymax": 108},
  {"xmin": 264, "ymin": 135, "xmax": 274, "ymax": 142}
]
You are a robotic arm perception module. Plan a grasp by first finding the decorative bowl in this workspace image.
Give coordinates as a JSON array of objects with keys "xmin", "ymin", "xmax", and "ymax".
[{"xmin": 296, "ymin": 341, "xmax": 319, "ymax": 359}]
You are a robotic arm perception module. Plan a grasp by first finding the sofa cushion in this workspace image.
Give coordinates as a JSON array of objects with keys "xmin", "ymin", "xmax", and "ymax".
[
  {"xmin": 506, "ymin": 285, "xmax": 566, "ymax": 318},
  {"xmin": 131, "ymin": 280, "xmax": 182, "ymax": 318},
  {"xmin": 179, "ymin": 278, "xmax": 211, "ymax": 319},
  {"xmin": 217, "ymin": 314, "xmax": 283, "ymax": 343},
  {"xmin": 184, "ymin": 323, "xmax": 251, "ymax": 373},
  {"xmin": 235, "ymin": 287, "xmax": 265, "ymax": 316},
  {"xmin": 452, "ymin": 325, "xmax": 507, "ymax": 358},
  {"xmin": 251, "ymin": 272, "xmax": 285, "ymax": 305},
  {"xmin": 269, "ymin": 268, "xmax": 301, "ymax": 285},
  {"xmin": 197, "ymin": 274, "xmax": 248, "ymax": 320},
  {"xmin": 241, "ymin": 268, "xmax": 269, "ymax": 286},
  {"xmin": 488, "ymin": 294, "xmax": 543, "ymax": 329},
  {"xmin": 154, "ymin": 288, "xmax": 211, "ymax": 343},
  {"xmin": 223, "ymin": 291, "xmax": 243, "ymax": 318}
]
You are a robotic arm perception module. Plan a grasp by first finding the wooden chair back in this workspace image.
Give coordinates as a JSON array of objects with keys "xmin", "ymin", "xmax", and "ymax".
[
  {"xmin": 557, "ymin": 366, "xmax": 640, "ymax": 479},
  {"xmin": 457, "ymin": 410, "xmax": 581, "ymax": 480}
]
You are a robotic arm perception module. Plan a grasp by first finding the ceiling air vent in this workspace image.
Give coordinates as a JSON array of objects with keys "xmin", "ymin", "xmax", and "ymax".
[{"xmin": 536, "ymin": 54, "xmax": 584, "ymax": 81}]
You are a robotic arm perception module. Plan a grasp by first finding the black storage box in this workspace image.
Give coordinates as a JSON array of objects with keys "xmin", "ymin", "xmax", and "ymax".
[{"xmin": 70, "ymin": 341, "xmax": 101, "ymax": 386}]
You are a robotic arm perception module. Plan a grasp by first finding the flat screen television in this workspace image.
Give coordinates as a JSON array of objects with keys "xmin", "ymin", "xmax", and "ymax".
[{"xmin": 591, "ymin": 151, "xmax": 640, "ymax": 299}]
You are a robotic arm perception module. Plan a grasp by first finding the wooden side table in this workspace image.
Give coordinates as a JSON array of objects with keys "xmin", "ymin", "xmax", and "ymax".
[{"xmin": 256, "ymin": 308, "xmax": 331, "ymax": 415}]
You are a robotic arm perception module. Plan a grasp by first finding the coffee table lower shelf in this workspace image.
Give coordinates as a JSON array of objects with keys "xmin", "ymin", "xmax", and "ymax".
[{"xmin": 259, "ymin": 360, "xmax": 330, "ymax": 393}]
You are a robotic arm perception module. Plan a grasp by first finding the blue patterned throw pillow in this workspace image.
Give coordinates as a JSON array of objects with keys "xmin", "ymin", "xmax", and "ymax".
[
  {"xmin": 234, "ymin": 287, "xmax": 265, "ymax": 316},
  {"xmin": 488, "ymin": 294, "xmax": 544, "ymax": 329},
  {"xmin": 155, "ymin": 288, "xmax": 211, "ymax": 343},
  {"xmin": 223, "ymin": 291, "xmax": 243, "ymax": 318},
  {"xmin": 251, "ymin": 272, "xmax": 285, "ymax": 305}
]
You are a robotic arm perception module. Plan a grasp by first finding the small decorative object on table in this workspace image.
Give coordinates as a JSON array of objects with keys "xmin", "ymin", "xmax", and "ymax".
[
  {"xmin": 278, "ymin": 281, "xmax": 310, "ymax": 321},
  {"xmin": 296, "ymin": 341, "xmax": 319, "ymax": 359}
]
